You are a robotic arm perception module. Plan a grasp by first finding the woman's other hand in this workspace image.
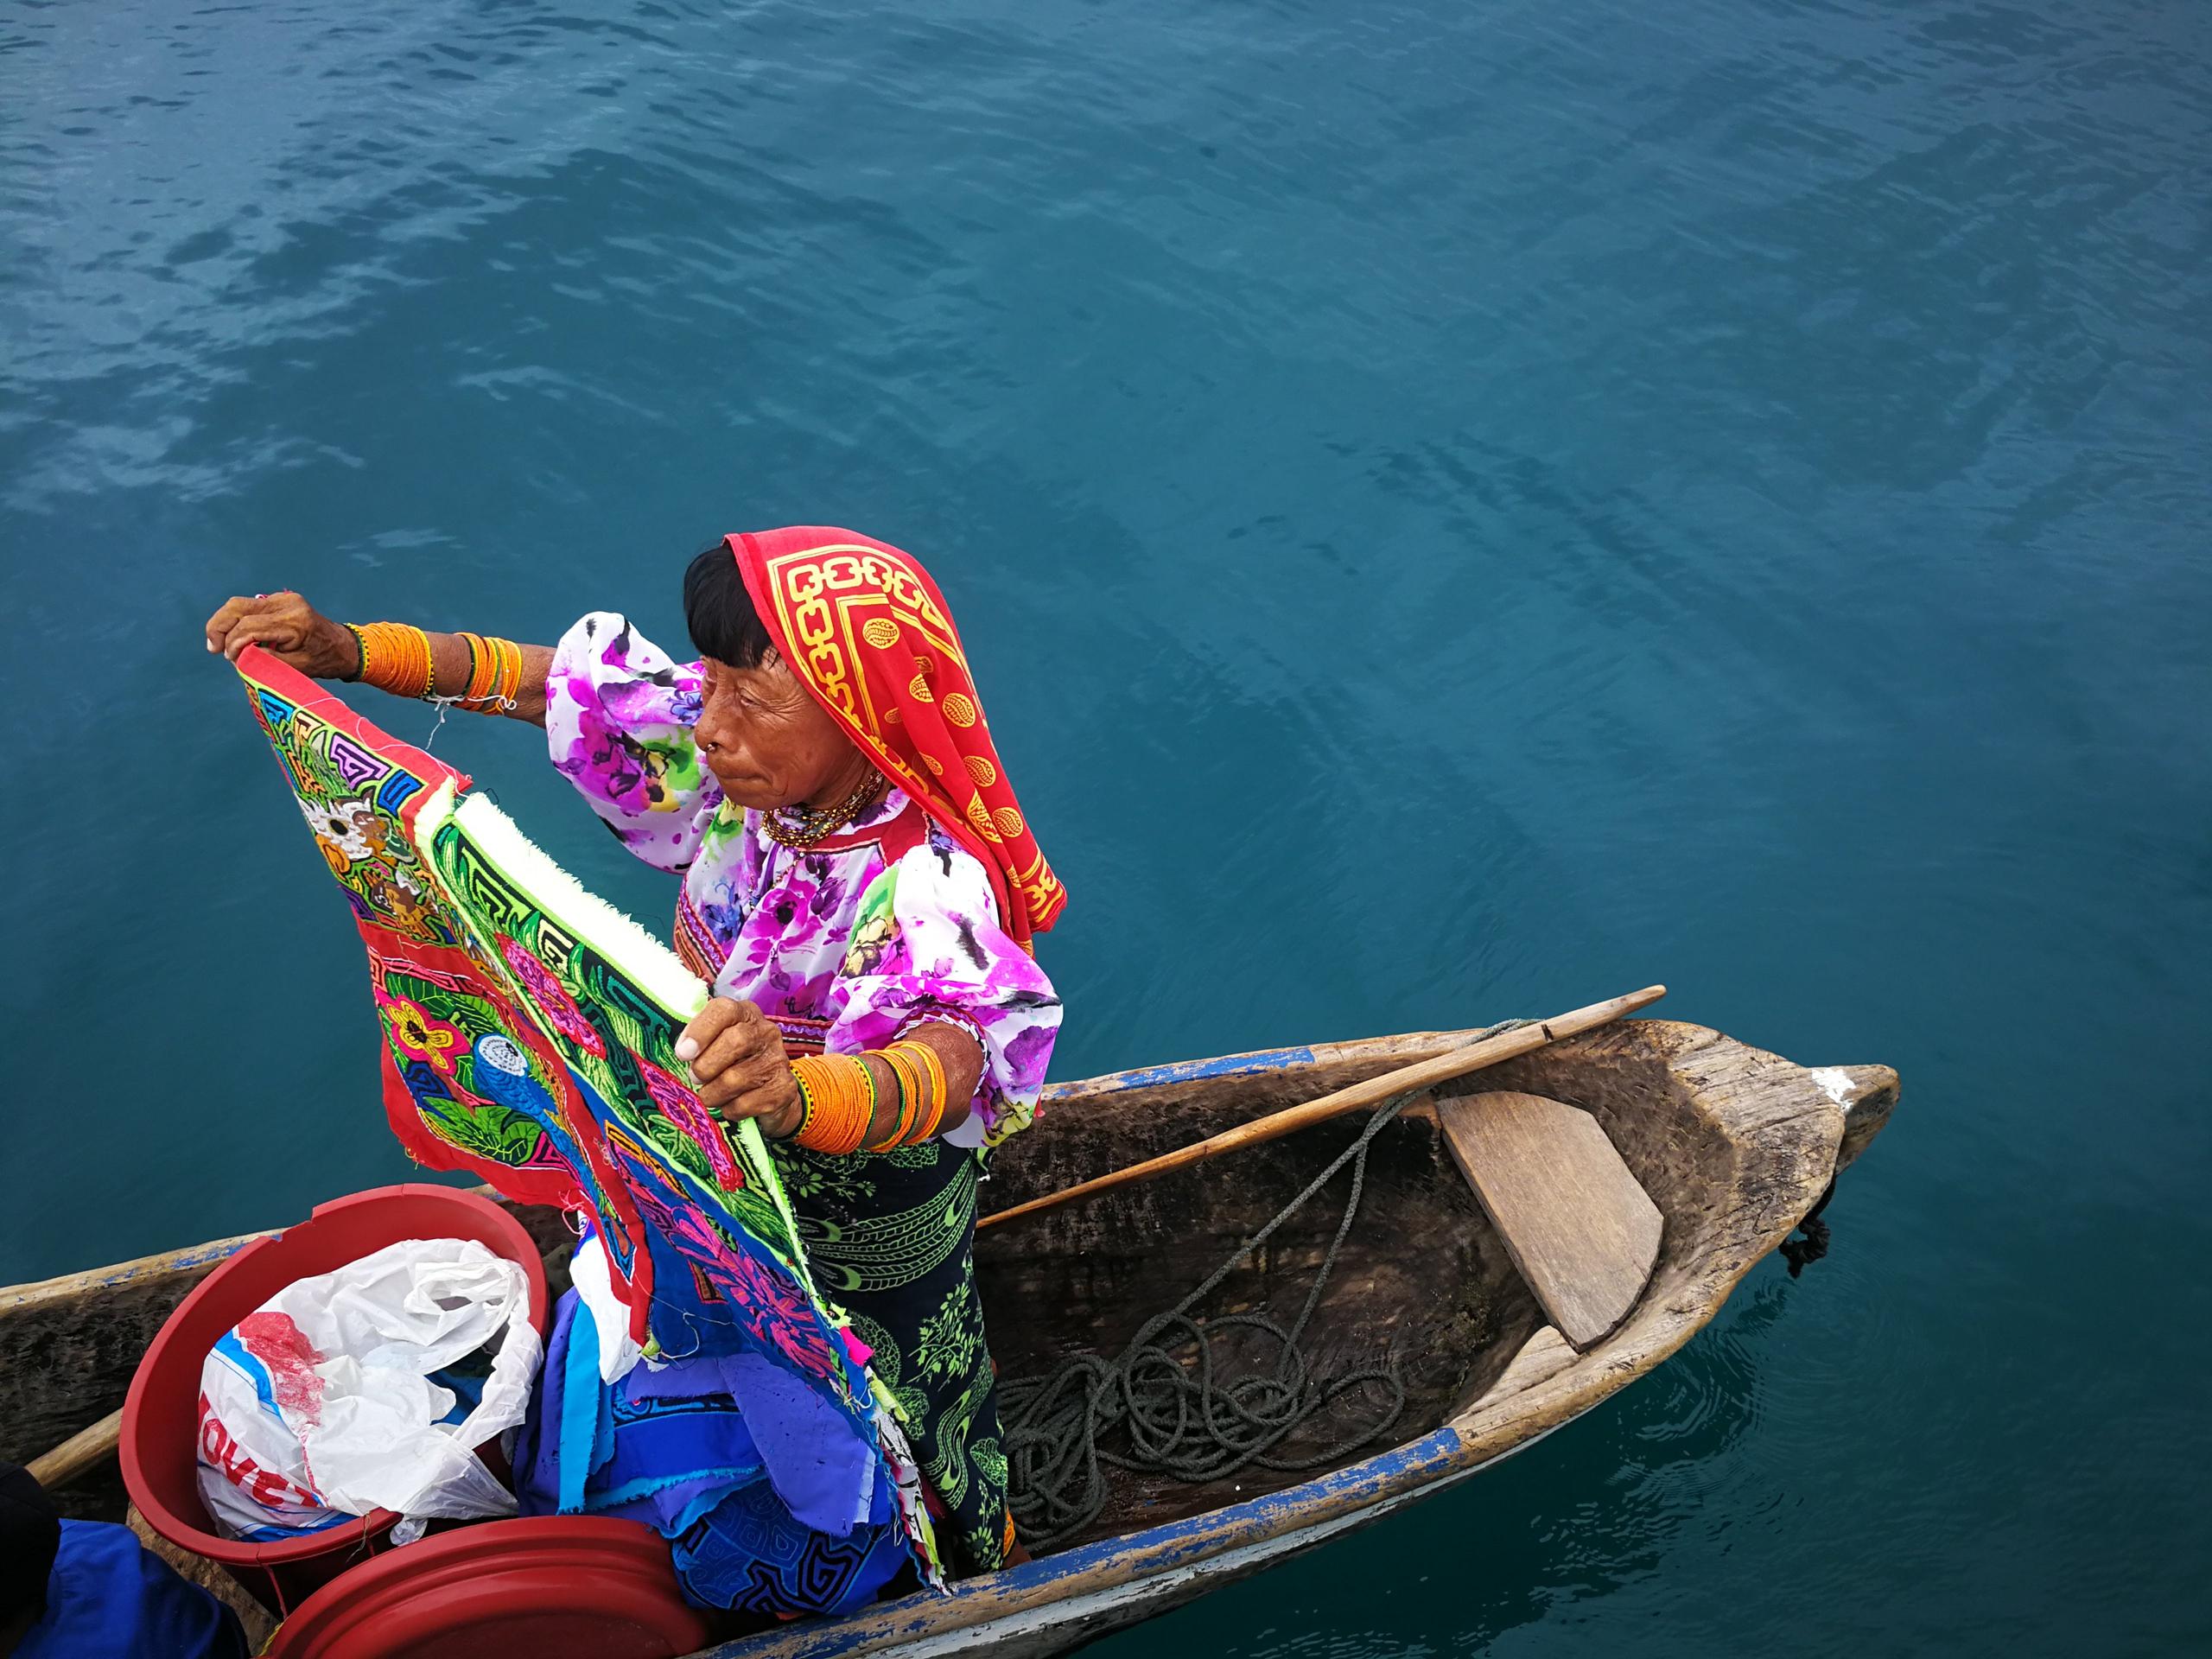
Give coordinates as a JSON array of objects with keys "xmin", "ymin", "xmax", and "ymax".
[
  {"xmin": 204, "ymin": 591, "xmax": 359, "ymax": 677},
  {"xmin": 677, "ymin": 997, "xmax": 802, "ymax": 1137}
]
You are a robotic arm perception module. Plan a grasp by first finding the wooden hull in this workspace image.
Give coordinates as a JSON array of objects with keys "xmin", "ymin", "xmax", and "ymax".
[
  {"xmin": 0, "ymin": 1018, "xmax": 1896, "ymax": 1658},
  {"xmin": 712, "ymin": 1419, "xmax": 1582, "ymax": 1659}
]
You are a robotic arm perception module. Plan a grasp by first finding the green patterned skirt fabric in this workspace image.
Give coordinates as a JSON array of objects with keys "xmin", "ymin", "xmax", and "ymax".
[{"xmin": 772, "ymin": 1136, "xmax": 1010, "ymax": 1577}]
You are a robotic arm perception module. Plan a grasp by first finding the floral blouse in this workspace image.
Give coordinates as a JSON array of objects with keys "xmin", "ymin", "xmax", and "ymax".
[{"xmin": 545, "ymin": 613, "xmax": 1061, "ymax": 1150}]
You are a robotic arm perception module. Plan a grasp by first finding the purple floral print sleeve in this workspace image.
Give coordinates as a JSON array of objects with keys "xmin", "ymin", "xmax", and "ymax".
[
  {"xmin": 545, "ymin": 612, "xmax": 720, "ymax": 874},
  {"xmin": 828, "ymin": 825, "xmax": 1062, "ymax": 1150}
]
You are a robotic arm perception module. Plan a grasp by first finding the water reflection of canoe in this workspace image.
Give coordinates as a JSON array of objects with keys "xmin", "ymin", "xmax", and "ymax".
[{"xmin": 1, "ymin": 1018, "xmax": 1895, "ymax": 1658}]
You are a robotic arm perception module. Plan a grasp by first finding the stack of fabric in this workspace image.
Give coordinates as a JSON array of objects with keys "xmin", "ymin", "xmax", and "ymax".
[{"xmin": 512, "ymin": 1234, "xmax": 919, "ymax": 1615}]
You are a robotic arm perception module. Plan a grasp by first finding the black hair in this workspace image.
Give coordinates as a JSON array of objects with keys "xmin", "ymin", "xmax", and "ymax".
[
  {"xmin": 0, "ymin": 1463, "xmax": 59, "ymax": 1629},
  {"xmin": 683, "ymin": 539, "xmax": 774, "ymax": 668}
]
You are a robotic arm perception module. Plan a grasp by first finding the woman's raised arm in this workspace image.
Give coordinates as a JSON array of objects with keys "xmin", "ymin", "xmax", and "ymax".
[{"xmin": 204, "ymin": 591, "xmax": 555, "ymax": 728}]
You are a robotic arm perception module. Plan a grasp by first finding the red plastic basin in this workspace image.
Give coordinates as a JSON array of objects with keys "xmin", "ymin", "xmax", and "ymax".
[
  {"xmin": 120, "ymin": 1184, "xmax": 550, "ymax": 1616},
  {"xmin": 264, "ymin": 1517, "xmax": 715, "ymax": 1659}
]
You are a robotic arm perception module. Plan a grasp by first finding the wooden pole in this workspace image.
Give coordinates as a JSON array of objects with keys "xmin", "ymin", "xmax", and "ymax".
[
  {"xmin": 28, "ymin": 1406, "xmax": 124, "ymax": 1491},
  {"xmin": 978, "ymin": 985, "xmax": 1667, "ymax": 1231}
]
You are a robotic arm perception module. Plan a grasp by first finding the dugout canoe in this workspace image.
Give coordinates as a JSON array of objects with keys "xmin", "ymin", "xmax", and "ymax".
[{"xmin": 0, "ymin": 1017, "xmax": 1896, "ymax": 1658}]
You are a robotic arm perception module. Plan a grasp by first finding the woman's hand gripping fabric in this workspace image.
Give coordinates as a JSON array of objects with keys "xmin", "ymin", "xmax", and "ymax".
[
  {"xmin": 205, "ymin": 591, "xmax": 359, "ymax": 677},
  {"xmin": 677, "ymin": 996, "xmax": 803, "ymax": 1138}
]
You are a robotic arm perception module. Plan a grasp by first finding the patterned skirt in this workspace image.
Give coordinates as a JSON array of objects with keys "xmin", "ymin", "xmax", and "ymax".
[{"xmin": 771, "ymin": 1135, "xmax": 1011, "ymax": 1578}]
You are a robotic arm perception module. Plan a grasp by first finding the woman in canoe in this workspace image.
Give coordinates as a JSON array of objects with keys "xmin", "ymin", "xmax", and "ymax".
[{"xmin": 202, "ymin": 528, "xmax": 1065, "ymax": 1588}]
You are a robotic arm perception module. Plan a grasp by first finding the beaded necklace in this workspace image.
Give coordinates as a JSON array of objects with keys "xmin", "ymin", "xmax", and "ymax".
[{"xmin": 760, "ymin": 768, "xmax": 887, "ymax": 851}]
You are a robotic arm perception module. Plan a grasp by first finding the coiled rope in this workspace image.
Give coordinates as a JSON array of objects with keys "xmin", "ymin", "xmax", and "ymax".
[{"xmin": 1001, "ymin": 1020, "xmax": 1532, "ymax": 1550}]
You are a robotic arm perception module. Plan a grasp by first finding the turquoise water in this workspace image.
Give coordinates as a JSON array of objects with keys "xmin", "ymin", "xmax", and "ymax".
[{"xmin": 4, "ymin": 0, "xmax": 2208, "ymax": 1649}]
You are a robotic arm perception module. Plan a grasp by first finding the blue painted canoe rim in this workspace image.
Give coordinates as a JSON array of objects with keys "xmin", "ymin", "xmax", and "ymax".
[
  {"xmin": 1041, "ymin": 1046, "xmax": 1319, "ymax": 1097},
  {"xmin": 736, "ymin": 1421, "xmax": 1475, "ymax": 1659}
]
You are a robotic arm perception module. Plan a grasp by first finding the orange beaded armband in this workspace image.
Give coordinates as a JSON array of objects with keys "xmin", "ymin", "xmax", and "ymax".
[
  {"xmin": 348, "ymin": 621, "xmax": 435, "ymax": 699},
  {"xmin": 788, "ymin": 1053, "xmax": 874, "ymax": 1154},
  {"xmin": 449, "ymin": 632, "xmax": 525, "ymax": 712},
  {"xmin": 861, "ymin": 1039, "xmax": 948, "ymax": 1152},
  {"xmin": 910, "ymin": 1039, "xmax": 949, "ymax": 1137},
  {"xmin": 491, "ymin": 635, "xmax": 524, "ymax": 706},
  {"xmin": 874, "ymin": 1044, "xmax": 925, "ymax": 1148}
]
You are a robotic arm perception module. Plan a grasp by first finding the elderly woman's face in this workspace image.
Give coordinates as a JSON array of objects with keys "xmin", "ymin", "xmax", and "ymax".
[{"xmin": 693, "ymin": 650, "xmax": 864, "ymax": 810}]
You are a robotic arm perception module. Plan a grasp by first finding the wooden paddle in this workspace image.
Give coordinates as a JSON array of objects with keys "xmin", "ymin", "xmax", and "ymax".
[
  {"xmin": 29, "ymin": 1406, "xmax": 124, "ymax": 1490},
  {"xmin": 977, "ymin": 985, "xmax": 1667, "ymax": 1230}
]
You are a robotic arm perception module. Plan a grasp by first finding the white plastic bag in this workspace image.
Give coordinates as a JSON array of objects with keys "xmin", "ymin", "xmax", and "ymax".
[{"xmin": 197, "ymin": 1236, "xmax": 541, "ymax": 1541}]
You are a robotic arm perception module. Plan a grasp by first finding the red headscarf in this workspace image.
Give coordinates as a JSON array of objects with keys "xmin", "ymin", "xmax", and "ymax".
[{"xmin": 729, "ymin": 527, "xmax": 1067, "ymax": 950}]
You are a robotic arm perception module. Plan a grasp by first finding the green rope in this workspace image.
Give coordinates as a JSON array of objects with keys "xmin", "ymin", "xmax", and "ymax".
[{"xmin": 1001, "ymin": 1021, "xmax": 1532, "ymax": 1551}]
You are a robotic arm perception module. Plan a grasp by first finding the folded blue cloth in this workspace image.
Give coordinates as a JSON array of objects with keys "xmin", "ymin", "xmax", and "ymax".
[
  {"xmin": 514, "ymin": 1287, "xmax": 916, "ymax": 1614},
  {"xmin": 626, "ymin": 1349, "xmax": 874, "ymax": 1534},
  {"xmin": 515, "ymin": 1290, "xmax": 766, "ymax": 1532},
  {"xmin": 673, "ymin": 1470, "xmax": 909, "ymax": 1618}
]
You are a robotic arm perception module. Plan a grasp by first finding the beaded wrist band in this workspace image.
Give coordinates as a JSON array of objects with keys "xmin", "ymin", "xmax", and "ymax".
[
  {"xmin": 906, "ymin": 1039, "xmax": 948, "ymax": 1140},
  {"xmin": 872, "ymin": 1045, "xmax": 919, "ymax": 1147},
  {"xmin": 492, "ymin": 636, "xmax": 523, "ymax": 706},
  {"xmin": 349, "ymin": 621, "xmax": 435, "ymax": 700},
  {"xmin": 791, "ymin": 1045, "xmax": 950, "ymax": 1154},
  {"xmin": 876, "ymin": 1043, "xmax": 927, "ymax": 1147},
  {"xmin": 861, "ymin": 1039, "xmax": 948, "ymax": 1152},
  {"xmin": 442, "ymin": 631, "xmax": 526, "ymax": 713},
  {"xmin": 788, "ymin": 1054, "xmax": 874, "ymax": 1154}
]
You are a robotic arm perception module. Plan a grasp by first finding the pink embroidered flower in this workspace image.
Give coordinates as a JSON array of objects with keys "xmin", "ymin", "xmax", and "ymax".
[
  {"xmin": 639, "ymin": 1057, "xmax": 744, "ymax": 1192},
  {"xmin": 499, "ymin": 937, "xmax": 607, "ymax": 1058},
  {"xmin": 624, "ymin": 1168, "xmax": 846, "ymax": 1389}
]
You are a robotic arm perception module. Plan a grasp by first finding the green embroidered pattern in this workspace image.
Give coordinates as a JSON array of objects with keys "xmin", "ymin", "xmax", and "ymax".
[
  {"xmin": 972, "ymin": 1438, "xmax": 1007, "ymax": 1494},
  {"xmin": 787, "ymin": 1151, "xmax": 977, "ymax": 1295},
  {"xmin": 772, "ymin": 1145, "xmax": 879, "ymax": 1207},
  {"xmin": 914, "ymin": 1276, "xmax": 984, "ymax": 1384},
  {"xmin": 923, "ymin": 1348, "xmax": 999, "ymax": 1516},
  {"xmin": 962, "ymin": 1523, "xmax": 1003, "ymax": 1569}
]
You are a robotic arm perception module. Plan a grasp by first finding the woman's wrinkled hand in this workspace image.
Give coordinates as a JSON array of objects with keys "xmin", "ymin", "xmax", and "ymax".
[
  {"xmin": 676, "ymin": 997, "xmax": 802, "ymax": 1137},
  {"xmin": 204, "ymin": 591, "xmax": 359, "ymax": 678}
]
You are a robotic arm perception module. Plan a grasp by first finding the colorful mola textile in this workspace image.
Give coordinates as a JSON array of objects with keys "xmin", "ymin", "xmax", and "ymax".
[
  {"xmin": 234, "ymin": 648, "xmax": 939, "ymax": 1592},
  {"xmin": 238, "ymin": 650, "xmax": 601, "ymax": 1216}
]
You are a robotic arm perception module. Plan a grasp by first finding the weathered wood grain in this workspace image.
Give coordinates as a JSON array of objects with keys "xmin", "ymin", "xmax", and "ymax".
[
  {"xmin": 1437, "ymin": 1092, "xmax": 1662, "ymax": 1350},
  {"xmin": 1457, "ymin": 1325, "xmax": 1575, "ymax": 1414},
  {"xmin": 1813, "ymin": 1064, "xmax": 1901, "ymax": 1172},
  {"xmin": 0, "ymin": 1231, "xmax": 261, "ymax": 1516}
]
